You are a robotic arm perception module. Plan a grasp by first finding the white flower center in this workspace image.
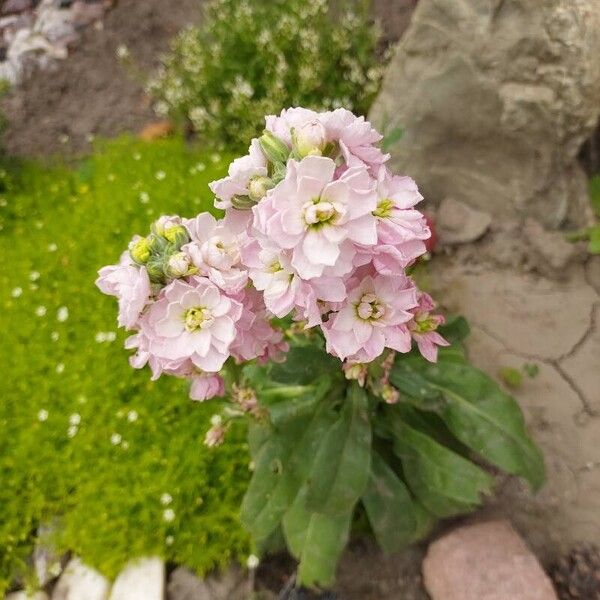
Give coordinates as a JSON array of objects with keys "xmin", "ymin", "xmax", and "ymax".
[
  {"xmin": 184, "ymin": 306, "xmax": 214, "ymax": 332},
  {"xmin": 303, "ymin": 200, "xmax": 337, "ymax": 226},
  {"xmin": 356, "ymin": 293, "xmax": 386, "ymax": 321}
]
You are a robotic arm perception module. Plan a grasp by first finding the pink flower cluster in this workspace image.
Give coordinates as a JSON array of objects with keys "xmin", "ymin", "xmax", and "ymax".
[{"xmin": 97, "ymin": 107, "xmax": 448, "ymax": 401}]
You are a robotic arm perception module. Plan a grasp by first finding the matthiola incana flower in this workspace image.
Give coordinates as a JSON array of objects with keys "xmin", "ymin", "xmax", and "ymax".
[
  {"xmin": 96, "ymin": 253, "xmax": 151, "ymax": 329},
  {"xmin": 408, "ymin": 292, "xmax": 450, "ymax": 362},
  {"xmin": 323, "ymin": 274, "xmax": 418, "ymax": 362},
  {"xmin": 253, "ymin": 155, "xmax": 377, "ymax": 279}
]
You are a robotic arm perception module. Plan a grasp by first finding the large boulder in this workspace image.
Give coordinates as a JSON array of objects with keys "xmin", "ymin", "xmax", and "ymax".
[{"xmin": 370, "ymin": 0, "xmax": 600, "ymax": 228}]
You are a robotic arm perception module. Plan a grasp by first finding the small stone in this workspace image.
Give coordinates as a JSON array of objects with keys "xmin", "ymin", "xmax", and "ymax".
[
  {"xmin": 523, "ymin": 219, "xmax": 584, "ymax": 279},
  {"xmin": 52, "ymin": 558, "xmax": 110, "ymax": 600},
  {"xmin": 436, "ymin": 198, "xmax": 492, "ymax": 245},
  {"xmin": 422, "ymin": 521, "xmax": 558, "ymax": 600},
  {"xmin": 109, "ymin": 557, "xmax": 164, "ymax": 600},
  {"xmin": 167, "ymin": 566, "xmax": 249, "ymax": 600}
]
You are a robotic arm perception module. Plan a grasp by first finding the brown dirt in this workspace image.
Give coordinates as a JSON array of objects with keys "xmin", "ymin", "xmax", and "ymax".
[
  {"xmin": 0, "ymin": 0, "xmax": 418, "ymax": 160},
  {"xmin": 0, "ymin": 0, "xmax": 203, "ymax": 159}
]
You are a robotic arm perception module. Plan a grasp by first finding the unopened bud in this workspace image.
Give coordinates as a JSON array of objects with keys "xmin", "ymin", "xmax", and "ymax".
[
  {"xmin": 129, "ymin": 237, "xmax": 152, "ymax": 264},
  {"xmin": 146, "ymin": 258, "xmax": 166, "ymax": 283},
  {"xmin": 259, "ymin": 130, "xmax": 290, "ymax": 164},
  {"xmin": 381, "ymin": 384, "xmax": 400, "ymax": 405},
  {"xmin": 292, "ymin": 120, "xmax": 327, "ymax": 158},
  {"xmin": 343, "ymin": 362, "xmax": 368, "ymax": 387},
  {"xmin": 163, "ymin": 224, "xmax": 189, "ymax": 247},
  {"xmin": 248, "ymin": 176, "xmax": 273, "ymax": 201},
  {"xmin": 167, "ymin": 252, "xmax": 194, "ymax": 278},
  {"xmin": 231, "ymin": 195, "xmax": 258, "ymax": 210}
]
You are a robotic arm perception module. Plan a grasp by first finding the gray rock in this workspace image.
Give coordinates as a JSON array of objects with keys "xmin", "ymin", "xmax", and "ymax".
[
  {"xmin": 167, "ymin": 566, "xmax": 250, "ymax": 600},
  {"xmin": 109, "ymin": 557, "xmax": 164, "ymax": 600},
  {"xmin": 436, "ymin": 198, "xmax": 492, "ymax": 244},
  {"xmin": 370, "ymin": 0, "xmax": 600, "ymax": 229},
  {"xmin": 422, "ymin": 521, "xmax": 558, "ymax": 600},
  {"xmin": 52, "ymin": 558, "xmax": 110, "ymax": 600}
]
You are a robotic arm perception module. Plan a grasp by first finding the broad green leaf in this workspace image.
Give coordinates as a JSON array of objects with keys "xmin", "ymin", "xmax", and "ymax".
[
  {"xmin": 362, "ymin": 451, "xmax": 417, "ymax": 553},
  {"xmin": 391, "ymin": 357, "xmax": 545, "ymax": 490},
  {"xmin": 270, "ymin": 345, "xmax": 340, "ymax": 385},
  {"xmin": 306, "ymin": 383, "xmax": 372, "ymax": 515},
  {"xmin": 241, "ymin": 406, "xmax": 337, "ymax": 542},
  {"xmin": 438, "ymin": 315, "xmax": 470, "ymax": 344},
  {"xmin": 390, "ymin": 413, "xmax": 494, "ymax": 518},
  {"xmin": 283, "ymin": 488, "xmax": 351, "ymax": 588}
]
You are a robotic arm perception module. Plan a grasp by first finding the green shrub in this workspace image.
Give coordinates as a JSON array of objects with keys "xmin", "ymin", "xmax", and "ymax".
[
  {"xmin": 147, "ymin": 0, "xmax": 386, "ymax": 149},
  {"xmin": 0, "ymin": 137, "xmax": 251, "ymax": 593}
]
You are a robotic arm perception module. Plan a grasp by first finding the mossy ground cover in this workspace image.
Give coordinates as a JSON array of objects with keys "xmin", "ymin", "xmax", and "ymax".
[{"xmin": 0, "ymin": 137, "xmax": 251, "ymax": 593}]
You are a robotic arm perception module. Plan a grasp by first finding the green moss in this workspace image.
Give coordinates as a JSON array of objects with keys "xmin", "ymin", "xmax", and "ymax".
[{"xmin": 0, "ymin": 137, "xmax": 251, "ymax": 593}]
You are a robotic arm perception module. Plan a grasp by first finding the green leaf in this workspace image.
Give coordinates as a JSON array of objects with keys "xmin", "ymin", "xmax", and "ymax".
[
  {"xmin": 306, "ymin": 383, "xmax": 372, "ymax": 515},
  {"xmin": 389, "ymin": 413, "xmax": 494, "ymax": 518},
  {"xmin": 362, "ymin": 451, "xmax": 417, "ymax": 553},
  {"xmin": 391, "ymin": 357, "xmax": 545, "ymax": 490},
  {"xmin": 241, "ymin": 405, "xmax": 337, "ymax": 542},
  {"xmin": 588, "ymin": 225, "xmax": 600, "ymax": 254},
  {"xmin": 438, "ymin": 315, "xmax": 470, "ymax": 345},
  {"xmin": 283, "ymin": 488, "xmax": 352, "ymax": 589},
  {"xmin": 270, "ymin": 345, "xmax": 340, "ymax": 385}
]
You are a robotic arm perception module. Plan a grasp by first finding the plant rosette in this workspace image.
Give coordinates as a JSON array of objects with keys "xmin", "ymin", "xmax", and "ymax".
[{"xmin": 97, "ymin": 107, "xmax": 545, "ymax": 590}]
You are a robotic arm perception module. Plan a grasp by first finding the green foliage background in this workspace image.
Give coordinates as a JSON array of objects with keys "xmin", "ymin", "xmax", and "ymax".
[
  {"xmin": 148, "ymin": 0, "xmax": 386, "ymax": 149},
  {"xmin": 0, "ymin": 137, "xmax": 251, "ymax": 593}
]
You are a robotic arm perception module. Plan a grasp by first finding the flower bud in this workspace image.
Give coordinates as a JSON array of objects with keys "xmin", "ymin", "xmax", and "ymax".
[
  {"xmin": 381, "ymin": 383, "xmax": 400, "ymax": 405},
  {"xmin": 167, "ymin": 252, "xmax": 194, "ymax": 278},
  {"xmin": 259, "ymin": 130, "xmax": 290, "ymax": 164},
  {"xmin": 248, "ymin": 175, "xmax": 273, "ymax": 202},
  {"xmin": 163, "ymin": 224, "xmax": 189, "ymax": 247},
  {"xmin": 343, "ymin": 362, "xmax": 368, "ymax": 387},
  {"xmin": 231, "ymin": 195, "xmax": 259, "ymax": 210},
  {"xmin": 146, "ymin": 258, "xmax": 166, "ymax": 284},
  {"xmin": 129, "ymin": 237, "xmax": 151, "ymax": 264},
  {"xmin": 292, "ymin": 120, "xmax": 327, "ymax": 158}
]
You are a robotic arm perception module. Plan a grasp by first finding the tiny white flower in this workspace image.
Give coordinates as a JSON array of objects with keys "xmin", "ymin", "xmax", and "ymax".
[
  {"xmin": 38, "ymin": 409, "xmax": 49, "ymax": 422},
  {"xmin": 59, "ymin": 134, "xmax": 69, "ymax": 144},
  {"xmin": 163, "ymin": 508, "xmax": 176, "ymax": 523},
  {"xmin": 55, "ymin": 363, "xmax": 65, "ymax": 374},
  {"xmin": 51, "ymin": 331, "xmax": 60, "ymax": 342},
  {"xmin": 247, "ymin": 554, "xmax": 260, "ymax": 570},
  {"xmin": 57, "ymin": 306, "xmax": 69, "ymax": 322},
  {"xmin": 210, "ymin": 414, "xmax": 222, "ymax": 427},
  {"xmin": 35, "ymin": 306, "xmax": 47, "ymax": 317},
  {"xmin": 11, "ymin": 287, "xmax": 22, "ymax": 298},
  {"xmin": 160, "ymin": 493, "xmax": 173, "ymax": 506},
  {"xmin": 95, "ymin": 332, "xmax": 107, "ymax": 343},
  {"xmin": 155, "ymin": 170, "xmax": 166, "ymax": 181},
  {"xmin": 67, "ymin": 425, "xmax": 78, "ymax": 438},
  {"xmin": 111, "ymin": 433, "xmax": 122, "ymax": 446},
  {"xmin": 165, "ymin": 535, "xmax": 174, "ymax": 546},
  {"xmin": 47, "ymin": 243, "xmax": 57, "ymax": 252},
  {"xmin": 127, "ymin": 410, "xmax": 138, "ymax": 423},
  {"xmin": 139, "ymin": 191, "xmax": 150, "ymax": 204},
  {"xmin": 122, "ymin": 440, "xmax": 129, "ymax": 450},
  {"xmin": 195, "ymin": 162, "xmax": 206, "ymax": 172},
  {"xmin": 210, "ymin": 153, "xmax": 221, "ymax": 163},
  {"xmin": 105, "ymin": 331, "xmax": 117, "ymax": 342},
  {"xmin": 29, "ymin": 271, "xmax": 40, "ymax": 281},
  {"xmin": 116, "ymin": 44, "xmax": 130, "ymax": 60},
  {"xmin": 69, "ymin": 413, "xmax": 81, "ymax": 426}
]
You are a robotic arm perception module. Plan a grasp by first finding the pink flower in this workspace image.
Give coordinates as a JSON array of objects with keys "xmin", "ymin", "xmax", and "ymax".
[
  {"xmin": 209, "ymin": 139, "xmax": 268, "ymax": 209},
  {"xmin": 253, "ymin": 155, "xmax": 377, "ymax": 279},
  {"xmin": 139, "ymin": 278, "xmax": 242, "ymax": 372},
  {"xmin": 265, "ymin": 107, "xmax": 320, "ymax": 145},
  {"xmin": 373, "ymin": 169, "xmax": 430, "ymax": 246},
  {"xmin": 323, "ymin": 274, "xmax": 418, "ymax": 362},
  {"xmin": 183, "ymin": 213, "xmax": 248, "ymax": 294},
  {"xmin": 408, "ymin": 292, "xmax": 450, "ymax": 362},
  {"xmin": 230, "ymin": 288, "xmax": 288, "ymax": 362},
  {"xmin": 190, "ymin": 373, "xmax": 225, "ymax": 401},
  {"xmin": 245, "ymin": 243, "xmax": 346, "ymax": 326},
  {"xmin": 320, "ymin": 108, "xmax": 390, "ymax": 171},
  {"xmin": 96, "ymin": 253, "xmax": 151, "ymax": 329}
]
